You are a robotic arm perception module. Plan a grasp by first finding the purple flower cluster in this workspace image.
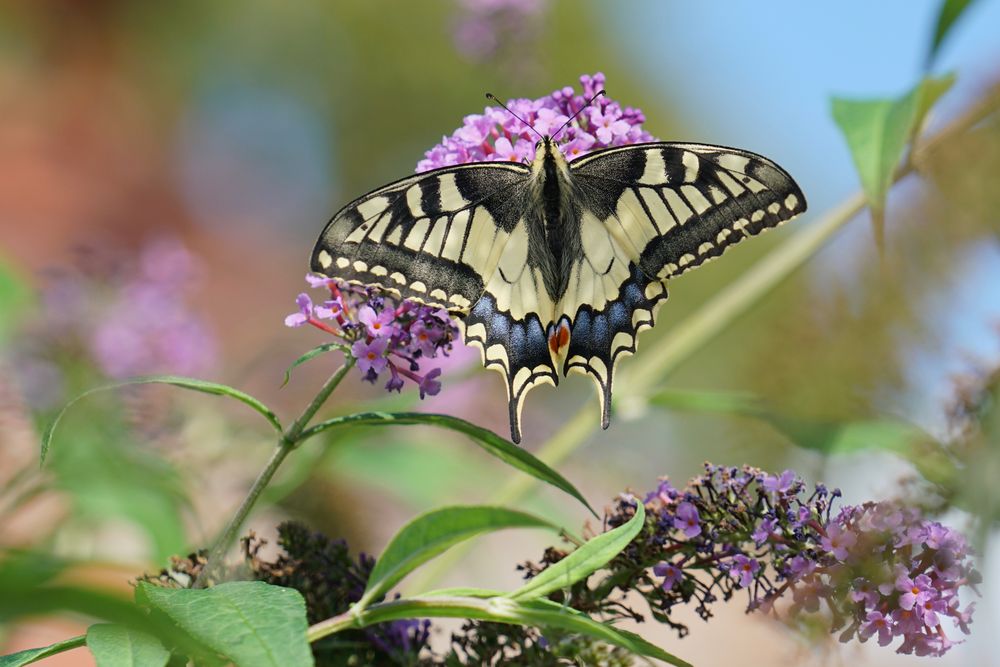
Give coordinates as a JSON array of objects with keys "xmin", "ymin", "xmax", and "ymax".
[
  {"xmin": 452, "ymin": 0, "xmax": 546, "ymax": 62},
  {"xmin": 11, "ymin": 239, "xmax": 216, "ymax": 407},
  {"xmin": 90, "ymin": 240, "xmax": 216, "ymax": 379},
  {"xmin": 820, "ymin": 502, "xmax": 977, "ymax": 656},
  {"xmin": 604, "ymin": 465, "xmax": 979, "ymax": 656},
  {"xmin": 416, "ymin": 73, "xmax": 655, "ymax": 172},
  {"xmin": 286, "ymin": 275, "xmax": 458, "ymax": 398}
]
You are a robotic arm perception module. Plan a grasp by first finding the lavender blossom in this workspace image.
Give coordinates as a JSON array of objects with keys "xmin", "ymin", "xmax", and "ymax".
[
  {"xmin": 591, "ymin": 464, "xmax": 980, "ymax": 657},
  {"xmin": 452, "ymin": 0, "xmax": 546, "ymax": 61},
  {"xmin": 416, "ymin": 72, "xmax": 656, "ymax": 172},
  {"xmin": 285, "ymin": 275, "xmax": 458, "ymax": 398}
]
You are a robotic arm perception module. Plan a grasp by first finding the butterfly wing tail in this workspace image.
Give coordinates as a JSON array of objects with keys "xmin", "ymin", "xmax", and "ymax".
[
  {"xmin": 563, "ymin": 266, "xmax": 669, "ymax": 430},
  {"xmin": 461, "ymin": 294, "xmax": 558, "ymax": 443}
]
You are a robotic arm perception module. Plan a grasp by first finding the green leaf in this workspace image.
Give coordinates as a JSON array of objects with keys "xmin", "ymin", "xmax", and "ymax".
[
  {"xmin": 317, "ymin": 594, "xmax": 690, "ymax": 667},
  {"xmin": 927, "ymin": 0, "xmax": 979, "ymax": 66},
  {"xmin": 649, "ymin": 387, "xmax": 930, "ymax": 456},
  {"xmin": 831, "ymin": 74, "xmax": 955, "ymax": 245},
  {"xmin": 86, "ymin": 624, "xmax": 169, "ymax": 667},
  {"xmin": 136, "ymin": 581, "xmax": 313, "ymax": 667},
  {"xmin": 0, "ymin": 582, "xmax": 190, "ymax": 655},
  {"xmin": 282, "ymin": 343, "xmax": 350, "ymax": 386},
  {"xmin": 767, "ymin": 415, "xmax": 929, "ymax": 455},
  {"xmin": 299, "ymin": 412, "xmax": 597, "ymax": 516},
  {"xmin": 0, "ymin": 636, "xmax": 85, "ymax": 667},
  {"xmin": 0, "ymin": 257, "xmax": 30, "ymax": 345},
  {"xmin": 44, "ymin": 417, "xmax": 189, "ymax": 562},
  {"xmin": 43, "ymin": 375, "xmax": 282, "ymax": 464},
  {"xmin": 649, "ymin": 388, "xmax": 764, "ymax": 415},
  {"xmin": 358, "ymin": 506, "xmax": 556, "ymax": 609},
  {"xmin": 507, "ymin": 501, "xmax": 645, "ymax": 601},
  {"xmin": 327, "ymin": 437, "xmax": 498, "ymax": 508}
]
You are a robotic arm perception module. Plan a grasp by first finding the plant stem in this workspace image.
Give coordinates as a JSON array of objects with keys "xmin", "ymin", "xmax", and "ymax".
[
  {"xmin": 197, "ymin": 359, "xmax": 355, "ymax": 586},
  {"xmin": 409, "ymin": 84, "xmax": 1000, "ymax": 591}
]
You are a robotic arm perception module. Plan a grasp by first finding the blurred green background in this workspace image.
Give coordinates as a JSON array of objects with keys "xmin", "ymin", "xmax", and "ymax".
[{"xmin": 1, "ymin": 1, "xmax": 999, "ymax": 664}]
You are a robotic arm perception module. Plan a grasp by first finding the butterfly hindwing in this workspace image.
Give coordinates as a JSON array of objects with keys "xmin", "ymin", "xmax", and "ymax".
[{"xmin": 311, "ymin": 162, "xmax": 531, "ymax": 314}]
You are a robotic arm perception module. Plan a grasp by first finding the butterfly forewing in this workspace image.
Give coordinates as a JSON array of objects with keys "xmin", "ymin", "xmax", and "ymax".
[
  {"xmin": 311, "ymin": 162, "xmax": 532, "ymax": 314},
  {"xmin": 570, "ymin": 143, "xmax": 807, "ymax": 281}
]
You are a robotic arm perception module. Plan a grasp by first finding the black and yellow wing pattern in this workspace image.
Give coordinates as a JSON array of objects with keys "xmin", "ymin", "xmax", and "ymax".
[{"xmin": 312, "ymin": 141, "xmax": 805, "ymax": 442}]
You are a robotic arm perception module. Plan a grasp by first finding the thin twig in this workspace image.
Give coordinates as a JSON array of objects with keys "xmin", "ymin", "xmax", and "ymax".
[{"xmin": 196, "ymin": 359, "xmax": 355, "ymax": 586}]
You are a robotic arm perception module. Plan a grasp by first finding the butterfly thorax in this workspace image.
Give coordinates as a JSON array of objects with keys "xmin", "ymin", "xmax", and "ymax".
[{"xmin": 529, "ymin": 137, "xmax": 581, "ymax": 304}]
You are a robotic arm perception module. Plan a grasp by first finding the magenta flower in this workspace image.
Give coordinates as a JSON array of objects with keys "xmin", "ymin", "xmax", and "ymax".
[
  {"xmin": 588, "ymin": 108, "xmax": 630, "ymax": 144},
  {"xmin": 418, "ymin": 368, "xmax": 442, "ymax": 399},
  {"xmin": 859, "ymin": 611, "xmax": 894, "ymax": 646},
  {"xmin": 653, "ymin": 561, "xmax": 683, "ymax": 591},
  {"xmin": 849, "ymin": 577, "xmax": 880, "ymax": 607},
  {"xmin": 284, "ymin": 293, "xmax": 315, "ymax": 327},
  {"xmin": 416, "ymin": 73, "xmax": 655, "ymax": 173},
  {"xmin": 751, "ymin": 517, "xmax": 778, "ymax": 545},
  {"xmin": 761, "ymin": 469, "xmax": 798, "ymax": 495},
  {"xmin": 286, "ymin": 275, "xmax": 459, "ymax": 398},
  {"xmin": 615, "ymin": 464, "xmax": 979, "ymax": 657},
  {"xmin": 820, "ymin": 523, "xmax": 857, "ymax": 561},
  {"xmin": 896, "ymin": 572, "xmax": 933, "ymax": 611},
  {"xmin": 409, "ymin": 319, "xmax": 439, "ymax": 358},
  {"xmin": 493, "ymin": 136, "xmax": 533, "ymax": 163},
  {"xmin": 672, "ymin": 501, "xmax": 702, "ymax": 538},
  {"xmin": 561, "ymin": 132, "xmax": 596, "ymax": 160},
  {"xmin": 729, "ymin": 554, "xmax": 759, "ymax": 588},
  {"xmin": 359, "ymin": 305, "xmax": 396, "ymax": 338},
  {"xmin": 352, "ymin": 337, "xmax": 389, "ymax": 375}
]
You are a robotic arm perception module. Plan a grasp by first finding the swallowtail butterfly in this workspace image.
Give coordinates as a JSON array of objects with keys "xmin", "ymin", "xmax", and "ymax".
[{"xmin": 312, "ymin": 105, "xmax": 806, "ymax": 443}]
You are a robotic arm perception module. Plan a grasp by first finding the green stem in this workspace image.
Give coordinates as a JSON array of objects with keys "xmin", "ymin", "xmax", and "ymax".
[
  {"xmin": 408, "ymin": 85, "xmax": 1000, "ymax": 591},
  {"xmin": 198, "ymin": 359, "xmax": 355, "ymax": 585}
]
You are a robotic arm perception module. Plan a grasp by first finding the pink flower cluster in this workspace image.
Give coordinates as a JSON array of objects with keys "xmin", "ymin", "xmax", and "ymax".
[
  {"xmin": 416, "ymin": 72, "xmax": 655, "ymax": 172},
  {"xmin": 286, "ymin": 275, "xmax": 458, "ymax": 398},
  {"xmin": 817, "ymin": 502, "xmax": 978, "ymax": 657},
  {"xmin": 625, "ymin": 465, "xmax": 978, "ymax": 657}
]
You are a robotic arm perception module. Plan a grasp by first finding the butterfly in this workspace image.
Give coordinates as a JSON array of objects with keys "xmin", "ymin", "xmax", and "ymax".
[{"xmin": 311, "ymin": 97, "xmax": 805, "ymax": 443}]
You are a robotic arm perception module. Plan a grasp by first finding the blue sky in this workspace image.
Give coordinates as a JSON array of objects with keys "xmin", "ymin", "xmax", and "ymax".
[{"xmin": 602, "ymin": 0, "xmax": 1000, "ymax": 214}]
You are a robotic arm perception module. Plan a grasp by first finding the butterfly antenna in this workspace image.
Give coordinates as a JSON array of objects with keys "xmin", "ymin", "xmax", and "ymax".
[
  {"xmin": 552, "ymin": 89, "xmax": 605, "ymax": 142},
  {"xmin": 486, "ymin": 92, "xmax": 544, "ymax": 141}
]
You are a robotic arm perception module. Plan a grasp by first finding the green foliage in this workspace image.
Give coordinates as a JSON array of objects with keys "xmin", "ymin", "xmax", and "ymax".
[
  {"xmin": 0, "ymin": 257, "xmax": 30, "ymax": 344},
  {"xmin": 299, "ymin": 411, "xmax": 597, "ymax": 515},
  {"xmin": 831, "ymin": 74, "xmax": 954, "ymax": 245},
  {"xmin": 42, "ymin": 375, "xmax": 283, "ymax": 464},
  {"xmin": 506, "ymin": 502, "xmax": 644, "ymax": 602},
  {"xmin": 0, "ymin": 637, "xmax": 85, "ymax": 667},
  {"xmin": 136, "ymin": 581, "xmax": 314, "ymax": 667},
  {"xmin": 86, "ymin": 624, "xmax": 169, "ymax": 667},
  {"xmin": 650, "ymin": 387, "xmax": 931, "ymax": 455},
  {"xmin": 927, "ymin": 0, "xmax": 980, "ymax": 66},
  {"xmin": 50, "ymin": 427, "xmax": 189, "ymax": 563},
  {"xmin": 327, "ymin": 594, "xmax": 689, "ymax": 667},
  {"xmin": 358, "ymin": 506, "xmax": 557, "ymax": 609}
]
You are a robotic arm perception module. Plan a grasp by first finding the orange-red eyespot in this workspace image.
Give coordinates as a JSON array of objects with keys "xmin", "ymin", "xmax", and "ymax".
[{"xmin": 548, "ymin": 322, "xmax": 571, "ymax": 354}]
